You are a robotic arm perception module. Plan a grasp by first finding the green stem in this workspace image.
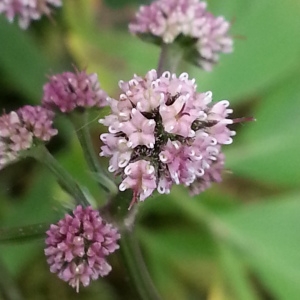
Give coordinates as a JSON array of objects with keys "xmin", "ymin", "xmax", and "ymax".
[
  {"xmin": 100, "ymin": 190, "xmax": 161, "ymax": 300},
  {"xmin": 29, "ymin": 145, "xmax": 89, "ymax": 207},
  {"xmin": 70, "ymin": 111, "xmax": 118, "ymax": 195},
  {"xmin": 157, "ymin": 42, "xmax": 185, "ymax": 76},
  {"xmin": 120, "ymin": 227, "xmax": 161, "ymax": 300},
  {"xmin": 0, "ymin": 223, "xmax": 49, "ymax": 243}
]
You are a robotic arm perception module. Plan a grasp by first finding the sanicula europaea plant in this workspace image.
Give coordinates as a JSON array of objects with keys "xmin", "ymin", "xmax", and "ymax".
[{"xmin": 0, "ymin": 0, "xmax": 254, "ymax": 297}]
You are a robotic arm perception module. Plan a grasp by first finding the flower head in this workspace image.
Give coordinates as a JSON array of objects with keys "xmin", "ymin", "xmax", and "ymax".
[
  {"xmin": 45, "ymin": 205, "xmax": 120, "ymax": 292},
  {"xmin": 100, "ymin": 70, "xmax": 236, "ymax": 207},
  {"xmin": 0, "ymin": 105, "xmax": 57, "ymax": 169},
  {"xmin": 129, "ymin": 0, "xmax": 233, "ymax": 70},
  {"xmin": 42, "ymin": 70, "xmax": 108, "ymax": 113},
  {"xmin": 0, "ymin": 0, "xmax": 62, "ymax": 29}
]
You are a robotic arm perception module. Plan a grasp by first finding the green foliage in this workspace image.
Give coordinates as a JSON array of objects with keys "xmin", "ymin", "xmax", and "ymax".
[
  {"xmin": 0, "ymin": 0, "xmax": 299, "ymax": 299},
  {"xmin": 0, "ymin": 18, "xmax": 52, "ymax": 102}
]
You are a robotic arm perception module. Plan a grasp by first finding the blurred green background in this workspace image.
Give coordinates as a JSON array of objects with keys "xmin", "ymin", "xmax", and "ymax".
[{"xmin": 0, "ymin": 0, "xmax": 300, "ymax": 299}]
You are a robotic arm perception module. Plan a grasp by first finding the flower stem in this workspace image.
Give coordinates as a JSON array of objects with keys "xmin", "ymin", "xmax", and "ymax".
[
  {"xmin": 0, "ymin": 223, "xmax": 49, "ymax": 243},
  {"xmin": 29, "ymin": 145, "xmax": 89, "ymax": 206},
  {"xmin": 157, "ymin": 42, "xmax": 185, "ymax": 76},
  {"xmin": 100, "ymin": 190, "xmax": 161, "ymax": 300},
  {"xmin": 70, "ymin": 111, "xmax": 118, "ymax": 195},
  {"xmin": 120, "ymin": 227, "xmax": 161, "ymax": 300}
]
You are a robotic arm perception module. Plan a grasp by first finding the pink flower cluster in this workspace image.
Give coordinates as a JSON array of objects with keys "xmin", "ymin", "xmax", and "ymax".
[
  {"xmin": 42, "ymin": 70, "xmax": 108, "ymax": 113},
  {"xmin": 45, "ymin": 205, "xmax": 120, "ymax": 292},
  {"xmin": 100, "ymin": 69, "xmax": 235, "ymax": 207},
  {"xmin": 0, "ymin": 0, "xmax": 62, "ymax": 29},
  {"xmin": 129, "ymin": 0, "xmax": 233, "ymax": 70},
  {"xmin": 0, "ymin": 105, "xmax": 57, "ymax": 169}
]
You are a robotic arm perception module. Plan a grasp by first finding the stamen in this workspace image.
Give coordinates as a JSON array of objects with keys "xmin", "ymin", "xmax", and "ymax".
[{"xmin": 232, "ymin": 116, "xmax": 256, "ymax": 124}]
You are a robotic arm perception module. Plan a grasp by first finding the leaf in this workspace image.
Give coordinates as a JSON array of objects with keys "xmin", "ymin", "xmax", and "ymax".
[
  {"xmin": 217, "ymin": 242, "xmax": 259, "ymax": 300},
  {"xmin": 63, "ymin": 0, "xmax": 159, "ymax": 94},
  {"xmin": 217, "ymin": 194, "xmax": 300, "ymax": 300},
  {"xmin": 170, "ymin": 188, "xmax": 300, "ymax": 299},
  {"xmin": 0, "ymin": 18, "xmax": 52, "ymax": 101},
  {"xmin": 190, "ymin": 0, "xmax": 300, "ymax": 103},
  {"xmin": 0, "ymin": 169, "xmax": 57, "ymax": 275},
  {"xmin": 139, "ymin": 227, "xmax": 215, "ymax": 260},
  {"xmin": 225, "ymin": 70, "xmax": 300, "ymax": 187},
  {"xmin": 138, "ymin": 227, "xmax": 215, "ymax": 299}
]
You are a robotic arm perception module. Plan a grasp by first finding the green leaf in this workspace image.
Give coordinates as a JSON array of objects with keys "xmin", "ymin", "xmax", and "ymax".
[
  {"xmin": 190, "ymin": 0, "xmax": 300, "ymax": 103},
  {"xmin": 0, "ymin": 169, "xmax": 57, "ymax": 275},
  {"xmin": 138, "ymin": 227, "xmax": 215, "ymax": 300},
  {"xmin": 217, "ymin": 242, "xmax": 259, "ymax": 300},
  {"xmin": 218, "ymin": 194, "xmax": 300, "ymax": 300},
  {"xmin": 139, "ymin": 227, "xmax": 215, "ymax": 260},
  {"xmin": 170, "ymin": 188, "xmax": 300, "ymax": 299},
  {"xmin": 63, "ymin": 0, "xmax": 159, "ymax": 92},
  {"xmin": 0, "ymin": 18, "xmax": 51, "ymax": 101},
  {"xmin": 226, "ymin": 70, "xmax": 300, "ymax": 186}
]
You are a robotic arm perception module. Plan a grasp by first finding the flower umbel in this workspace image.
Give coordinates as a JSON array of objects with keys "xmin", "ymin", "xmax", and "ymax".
[
  {"xmin": 0, "ymin": 0, "xmax": 62, "ymax": 29},
  {"xmin": 100, "ymin": 69, "xmax": 236, "ymax": 208},
  {"xmin": 42, "ymin": 70, "xmax": 108, "ymax": 113},
  {"xmin": 0, "ymin": 105, "xmax": 57, "ymax": 169},
  {"xmin": 45, "ymin": 205, "xmax": 120, "ymax": 292},
  {"xmin": 129, "ymin": 0, "xmax": 233, "ymax": 70}
]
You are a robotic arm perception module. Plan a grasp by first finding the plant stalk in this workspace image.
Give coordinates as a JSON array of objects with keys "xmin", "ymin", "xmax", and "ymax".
[
  {"xmin": 157, "ymin": 42, "xmax": 185, "ymax": 76},
  {"xmin": 120, "ymin": 227, "xmax": 161, "ymax": 300},
  {"xmin": 0, "ymin": 223, "xmax": 49, "ymax": 243},
  {"xmin": 70, "ymin": 111, "xmax": 118, "ymax": 195},
  {"xmin": 29, "ymin": 145, "xmax": 89, "ymax": 206}
]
